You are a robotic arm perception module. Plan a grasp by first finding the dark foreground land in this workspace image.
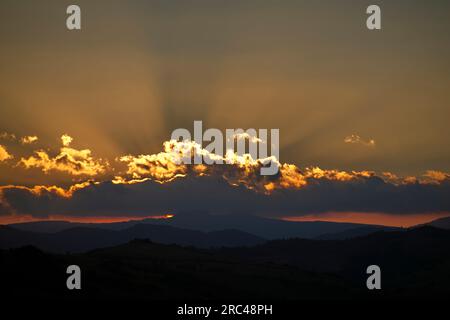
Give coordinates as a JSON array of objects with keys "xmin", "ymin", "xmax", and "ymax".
[{"xmin": 1, "ymin": 226, "xmax": 450, "ymax": 300}]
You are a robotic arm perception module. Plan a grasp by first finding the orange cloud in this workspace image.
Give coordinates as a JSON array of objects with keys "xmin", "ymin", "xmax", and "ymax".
[
  {"xmin": 115, "ymin": 139, "xmax": 450, "ymax": 194},
  {"xmin": 20, "ymin": 135, "xmax": 38, "ymax": 144},
  {"xmin": 0, "ymin": 181, "xmax": 96, "ymax": 218},
  {"xmin": 1, "ymin": 132, "xmax": 449, "ymax": 226},
  {"xmin": 233, "ymin": 132, "xmax": 264, "ymax": 144},
  {"xmin": 118, "ymin": 140, "xmax": 282, "ymax": 192},
  {"xmin": 61, "ymin": 134, "xmax": 73, "ymax": 147},
  {"xmin": 0, "ymin": 181, "xmax": 94, "ymax": 199},
  {"xmin": 0, "ymin": 144, "xmax": 13, "ymax": 161},
  {"xmin": 19, "ymin": 135, "xmax": 108, "ymax": 176},
  {"xmin": 422, "ymin": 170, "xmax": 450, "ymax": 184},
  {"xmin": 118, "ymin": 152, "xmax": 188, "ymax": 183},
  {"xmin": 381, "ymin": 170, "xmax": 450, "ymax": 185}
]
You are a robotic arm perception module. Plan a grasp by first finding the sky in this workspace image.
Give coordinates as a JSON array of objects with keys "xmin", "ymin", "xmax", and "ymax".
[{"xmin": 0, "ymin": 0, "xmax": 449, "ymax": 226}]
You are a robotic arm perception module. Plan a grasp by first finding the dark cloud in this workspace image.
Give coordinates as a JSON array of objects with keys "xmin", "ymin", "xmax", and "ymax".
[{"xmin": 1, "ymin": 174, "xmax": 449, "ymax": 219}]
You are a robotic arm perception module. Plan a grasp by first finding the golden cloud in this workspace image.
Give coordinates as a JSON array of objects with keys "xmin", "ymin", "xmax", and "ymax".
[
  {"xmin": 20, "ymin": 135, "xmax": 39, "ymax": 144},
  {"xmin": 0, "ymin": 144, "xmax": 13, "ymax": 161},
  {"xmin": 0, "ymin": 181, "xmax": 93, "ymax": 201},
  {"xmin": 422, "ymin": 170, "xmax": 450, "ymax": 184},
  {"xmin": 19, "ymin": 135, "xmax": 108, "ymax": 176},
  {"xmin": 0, "ymin": 181, "xmax": 96, "ymax": 217},
  {"xmin": 381, "ymin": 170, "xmax": 450, "ymax": 185},
  {"xmin": 233, "ymin": 132, "xmax": 264, "ymax": 144},
  {"xmin": 116, "ymin": 140, "xmax": 392, "ymax": 194},
  {"xmin": 1, "ymin": 138, "xmax": 449, "ymax": 221},
  {"xmin": 61, "ymin": 134, "xmax": 73, "ymax": 147},
  {"xmin": 118, "ymin": 140, "xmax": 280, "ymax": 192},
  {"xmin": 118, "ymin": 152, "xmax": 188, "ymax": 182},
  {"xmin": 2, "ymin": 136, "xmax": 449, "ymax": 208}
]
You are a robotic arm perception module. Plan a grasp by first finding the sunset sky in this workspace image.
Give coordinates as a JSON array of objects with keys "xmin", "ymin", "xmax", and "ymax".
[{"xmin": 1, "ymin": 0, "xmax": 449, "ymax": 226}]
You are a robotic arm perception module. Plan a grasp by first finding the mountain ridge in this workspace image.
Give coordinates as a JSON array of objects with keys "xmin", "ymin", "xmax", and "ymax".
[
  {"xmin": 0, "ymin": 223, "xmax": 265, "ymax": 253},
  {"xmin": 7, "ymin": 212, "xmax": 400, "ymax": 239}
]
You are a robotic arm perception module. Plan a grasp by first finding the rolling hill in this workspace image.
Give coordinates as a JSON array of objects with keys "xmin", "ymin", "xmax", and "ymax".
[
  {"xmin": 1, "ymin": 226, "xmax": 450, "ymax": 300},
  {"xmin": 0, "ymin": 223, "xmax": 265, "ymax": 253}
]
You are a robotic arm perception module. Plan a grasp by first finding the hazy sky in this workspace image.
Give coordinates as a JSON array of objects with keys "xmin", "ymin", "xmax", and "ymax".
[
  {"xmin": 1, "ymin": 0, "xmax": 449, "ymax": 180},
  {"xmin": 0, "ymin": 1, "xmax": 449, "ymax": 225}
]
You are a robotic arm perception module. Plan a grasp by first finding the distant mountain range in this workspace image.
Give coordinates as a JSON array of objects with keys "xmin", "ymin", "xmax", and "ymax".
[
  {"xmin": 3, "ymin": 213, "xmax": 449, "ymax": 253},
  {"xmin": 0, "ymin": 223, "xmax": 264, "ymax": 253},
  {"xmin": 9, "ymin": 211, "xmax": 401, "ymax": 236},
  {"xmin": 2, "ymin": 226, "xmax": 450, "ymax": 300},
  {"xmin": 141, "ymin": 212, "xmax": 402, "ymax": 239},
  {"xmin": 315, "ymin": 225, "xmax": 399, "ymax": 240}
]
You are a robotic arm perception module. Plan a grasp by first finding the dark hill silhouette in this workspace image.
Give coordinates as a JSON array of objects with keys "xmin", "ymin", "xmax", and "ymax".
[
  {"xmin": 422, "ymin": 216, "xmax": 450, "ymax": 229},
  {"xmin": 1, "ymin": 226, "xmax": 450, "ymax": 300},
  {"xmin": 316, "ymin": 225, "xmax": 400, "ymax": 240},
  {"xmin": 145, "ymin": 212, "xmax": 396, "ymax": 239},
  {"xmin": 7, "ymin": 220, "xmax": 86, "ymax": 233},
  {"xmin": 0, "ymin": 225, "xmax": 122, "ymax": 253},
  {"xmin": 219, "ymin": 226, "xmax": 450, "ymax": 295},
  {"xmin": 0, "ymin": 223, "xmax": 265, "ymax": 253},
  {"xmin": 0, "ymin": 240, "xmax": 360, "ymax": 300},
  {"xmin": 8, "ymin": 212, "xmax": 399, "ymax": 239}
]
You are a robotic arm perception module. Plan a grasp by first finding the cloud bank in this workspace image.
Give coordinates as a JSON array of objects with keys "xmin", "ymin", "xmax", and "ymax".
[
  {"xmin": 0, "ymin": 136, "xmax": 449, "ymax": 222},
  {"xmin": 19, "ymin": 135, "xmax": 108, "ymax": 176},
  {"xmin": 0, "ymin": 138, "xmax": 449, "ymax": 221},
  {"xmin": 1, "ymin": 172, "xmax": 449, "ymax": 220}
]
